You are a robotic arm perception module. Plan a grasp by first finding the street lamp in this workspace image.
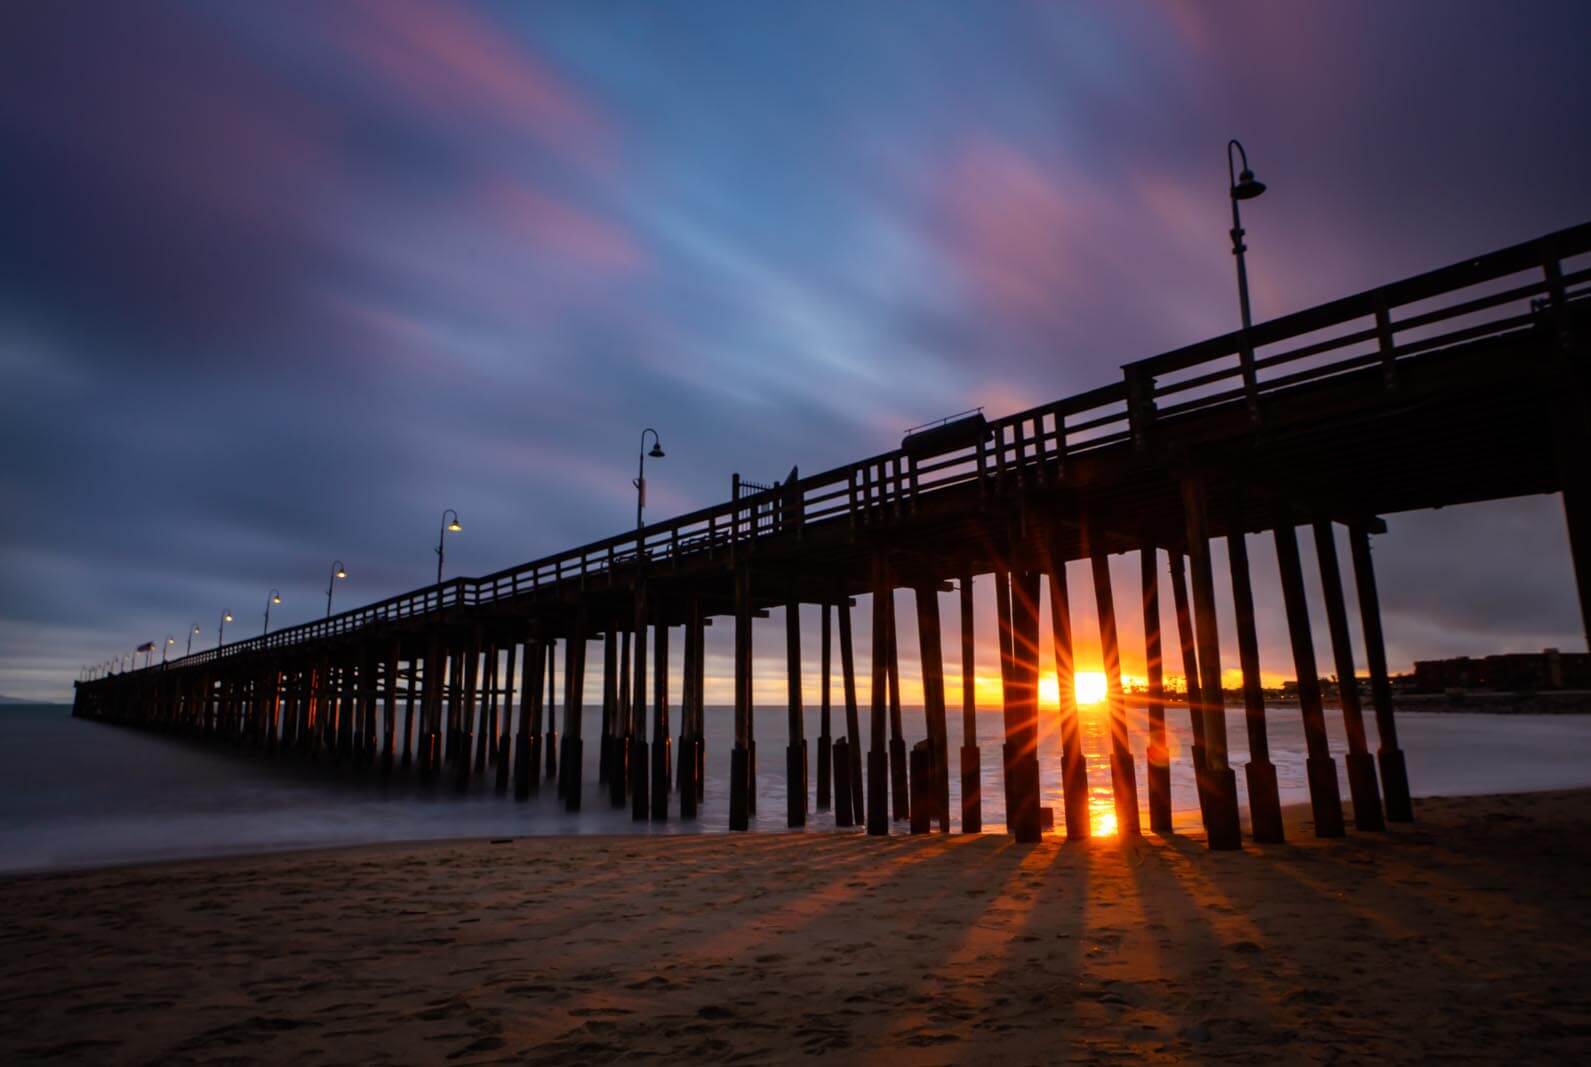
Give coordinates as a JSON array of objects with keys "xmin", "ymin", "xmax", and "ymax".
[
  {"xmin": 263, "ymin": 589, "xmax": 281, "ymax": 635},
  {"xmin": 436, "ymin": 510, "xmax": 462, "ymax": 585},
  {"xmin": 1227, "ymin": 138, "xmax": 1266, "ymax": 339},
  {"xmin": 635, "ymin": 428, "xmax": 665, "ymax": 534},
  {"xmin": 218, "ymin": 610, "xmax": 233, "ymax": 649},
  {"xmin": 163, "ymin": 635, "xmax": 175, "ymax": 664},
  {"xmin": 186, "ymin": 623, "xmax": 200, "ymax": 657},
  {"xmin": 326, "ymin": 560, "xmax": 347, "ymax": 618}
]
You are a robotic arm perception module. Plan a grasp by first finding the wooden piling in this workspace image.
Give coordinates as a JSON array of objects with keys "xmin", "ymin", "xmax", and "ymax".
[
  {"xmin": 651, "ymin": 615, "xmax": 671, "ymax": 822},
  {"xmin": 838, "ymin": 594, "xmax": 865, "ymax": 820},
  {"xmin": 885, "ymin": 588, "xmax": 909, "ymax": 823},
  {"xmin": 495, "ymin": 643, "xmax": 516, "ymax": 794},
  {"xmin": 473, "ymin": 645, "xmax": 495, "ymax": 774},
  {"xmin": 1313, "ymin": 520, "xmax": 1386, "ymax": 831},
  {"xmin": 515, "ymin": 639, "xmax": 543, "ymax": 799},
  {"xmin": 1167, "ymin": 551, "xmax": 1209, "ymax": 822},
  {"xmin": 730, "ymin": 563, "xmax": 752, "ymax": 831},
  {"xmin": 959, "ymin": 570, "xmax": 982, "ymax": 834},
  {"xmin": 1141, "ymin": 547, "xmax": 1172, "ymax": 833},
  {"xmin": 1349, "ymin": 524, "xmax": 1414, "ymax": 822},
  {"xmin": 1273, "ymin": 516, "xmax": 1346, "ymax": 837},
  {"xmin": 833, "ymin": 736, "xmax": 854, "ymax": 827},
  {"xmin": 1004, "ymin": 570, "xmax": 1043, "ymax": 843},
  {"xmin": 613, "ymin": 627, "xmax": 630, "ymax": 808},
  {"xmin": 1180, "ymin": 476, "xmax": 1242, "ymax": 850},
  {"xmin": 1046, "ymin": 554, "xmax": 1090, "ymax": 841},
  {"xmin": 382, "ymin": 644, "xmax": 398, "ymax": 776},
  {"xmin": 562, "ymin": 619, "xmax": 585, "ymax": 811},
  {"xmin": 600, "ymin": 630, "xmax": 617, "ymax": 787},
  {"xmin": 544, "ymin": 640, "xmax": 558, "ymax": 780},
  {"xmin": 1088, "ymin": 533, "xmax": 1141, "ymax": 837},
  {"xmin": 817, "ymin": 600, "xmax": 833, "ymax": 811},
  {"xmin": 914, "ymin": 583, "xmax": 950, "ymax": 832},
  {"xmin": 1227, "ymin": 519, "xmax": 1285, "ymax": 842},
  {"xmin": 867, "ymin": 554, "xmax": 891, "ymax": 836},
  {"xmin": 679, "ymin": 603, "xmax": 700, "ymax": 818},
  {"xmin": 785, "ymin": 596, "xmax": 807, "ymax": 828},
  {"xmin": 632, "ymin": 590, "xmax": 651, "ymax": 822},
  {"xmin": 909, "ymin": 741, "xmax": 932, "ymax": 834},
  {"xmin": 455, "ymin": 640, "xmax": 479, "ymax": 791}
]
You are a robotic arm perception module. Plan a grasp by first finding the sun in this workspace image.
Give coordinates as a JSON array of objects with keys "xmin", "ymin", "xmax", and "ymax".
[{"xmin": 1074, "ymin": 671, "xmax": 1108, "ymax": 706}]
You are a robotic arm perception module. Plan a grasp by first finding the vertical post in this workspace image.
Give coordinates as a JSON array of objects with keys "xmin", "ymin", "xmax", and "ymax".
[
  {"xmin": 1141, "ymin": 547, "xmax": 1171, "ymax": 832},
  {"xmin": 631, "ymin": 588, "xmax": 651, "ymax": 822},
  {"xmin": 730, "ymin": 563, "xmax": 752, "ymax": 831},
  {"xmin": 786, "ymin": 594, "xmax": 807, "ymax": 828},
  {"xmin": 886, "ymin": 589, "xmax": 908, "ymax": 822},
  {"xmin": 1168, "ymin": 550, "xmax": 1208, "ymax": 822},
  {"xmin": 651, "ymin": 614, "xmax": 671, "ymax": 822},
  {"xmin": 382, "ymin": 643, "xmax": 399, "ymax": 776},
  {"xmin": 914, "ymin": 583, "xmax": 950, "ymax": 832},
  {"xmin": 1227, "ymin": 518, "xmax": 1284, "ymax": 842},
  {"xmin": 498, "ymin": 642, "xmax": 517, "ymax": 788},
  {"xmin": 867, "ymin": 554, "xmax": 891, "ymax": 836},
  {"xmin": 679, "ymin": 601, "xmax": 701, "ymax": 818},
  {"xmin": 1313, "ymin": 520, "xmax": 1386, "ymax": 831},
  {"xmin": 1047, "ymin": 552, "xmax": 1090, "ymax": 840},
  {"xmin": 994, "ymin": 566, "xmax": 1015, "ymax": 823},
  {"xmin": 1273, "ymin": 515, "xmax": 1346, "ymax": 836},
  {"xmin": 817, "ymin": 601, "xmax": 833, "ymax": 810},
  {"xmin": 1180, "ymin": 476, "xmax": 1241, "ymax": 849},
  {"xmin": 515, "ymin": 639, "xmax": 543, "ymax": 799},
  {"xmin": 544, "ymin": 641, "xmax": 558, "ymax": 780},
  {"xmin": 455, "ymin": 640, "xmax": 479, "ymax": 791},
  {"xmin": 562, "ymin": 618, "xmax": 586, "ymax": 812},
  {"xmin": 1005, "ymin": 570, "xmax": 1043, "ymax": 843},
  {"xmin": 1087, "ymin": 532, "xmax": 1140, "ymax": 837},
  {"xmin": 614, "ymin": 627, "xmax": 631, "ymax": 807},
  {"xmin": 421, "ymin": 636, "xmax": 441, "ymax": 778},
  {"xmin": 1349, "ymin": 524, "xmax": 1413, "ymax": 822},
  {"xmin": 473, "ymin": 645, "xmax": 495, "ymax": 774},
  {"xmin": 600, "ymin": 630, "xmax": 617, "ymax": 787},
  {"xmin": 839, "ymin": 594, "xmax": 865, "ymax": 822},
  {"xmin": 959, "ymin": 570, "xmax": 982, "ymax": 834}
]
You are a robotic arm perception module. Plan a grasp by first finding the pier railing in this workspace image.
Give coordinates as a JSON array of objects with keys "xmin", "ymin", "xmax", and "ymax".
[{"xmin": 138, "ymin": 221, "xmax": 1591, "ymax": 676}]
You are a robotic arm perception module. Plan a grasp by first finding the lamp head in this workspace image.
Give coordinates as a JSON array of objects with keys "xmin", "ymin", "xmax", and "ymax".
[
  {"xmin": 271, "ymin": 593, "xmax": 281, "ymax": 605},
  {"xmin": 649, "ymin": 443, "xmax": 665, "ymax": 459},
  {"xmin": 336, "ymin": 567, "xmax": 347, "ymax": 580},
  {"xmin": 223, "ymin": 612, "xmax": 233, "ymax": 622},
  {"xmin": 1231, "ymin": 168, "xmax": 1266, "ymax": 201},
  {"xmin": 447, "ymin": 519, "xmax": 463, "ymax": 533}
]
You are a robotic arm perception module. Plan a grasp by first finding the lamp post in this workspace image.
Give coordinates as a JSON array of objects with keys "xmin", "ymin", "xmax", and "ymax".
[
  {"xmin": 163, "ymin": 636, "xmax": 175, "ymax": 664},
  {"xmin": 1227, "ymin": 139, "xmax": 1267, "ymax": 399},
  {"xmin": 263, "ymin": 589, "xmax": 281, "ymax": 635},
  {"xmin": 218, "ymin": 610, "xmax": 233, "ymax": 649},
  {"xmin": 634, "ymin": 429, "xmax": 665, "ymax": 537},
  {"xmin": 186, "ymin": 623, "xmax": 200, "ymax": 657},
  {"xmin": 436, "ymin": 510, "xmax": 462, "ymax": 586},
  {"xmin": 325, "ymin": 560, "xmax": 347, "ymax": 618}
]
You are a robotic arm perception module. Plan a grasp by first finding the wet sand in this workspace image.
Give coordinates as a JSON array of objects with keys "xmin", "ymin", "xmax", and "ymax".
[{"xmin": 4, "ymin": 790, "xmax": 1591, "ymax": 1064}]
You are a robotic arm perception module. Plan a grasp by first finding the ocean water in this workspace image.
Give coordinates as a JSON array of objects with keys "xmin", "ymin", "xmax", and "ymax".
[{"xmin": 5, "ymin": 701, "xmax": 1591, "ymax": 874}]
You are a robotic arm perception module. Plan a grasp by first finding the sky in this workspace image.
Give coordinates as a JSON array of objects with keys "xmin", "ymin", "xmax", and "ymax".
[{"xmin": 2, "ymin": 1, "xmax": 1589, "ymax": 703}]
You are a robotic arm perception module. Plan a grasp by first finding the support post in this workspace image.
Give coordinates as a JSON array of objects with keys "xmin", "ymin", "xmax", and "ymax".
[
  {"xmin": 1314, "ymin": 520, "xmax": 1386, "ymax": 831},
  {"xmin": 1349, "ymin": 524, "xmax": 1413, "ymax": 822},
  {"xmin": 785, "ymin": 595, "xmax": 807, "ymax": 828},
  {"xmin": 1087, "ymin": 530, "xmax": 1140, "ymax": 837},
  {"xmin": 514, "ymin": 639, "xmax": 543, "ymax": 800},
  {"xmin": 867, "ymin": 554, "xmax": 891, "ymax": 836},
  {"xmin": 914, "ymin": 583, "xmax": 950, "ymax": 832},
  {"xmin": 651, "ymin": 615, "xmax": 671, "ymax": 822},
  {"xmin": 1003, "ymin": 570, "xmax": 1043, "ymax": 843},
  {"xmin": 1181, "ymin": 476, "xmax": 1242, "ymax": 849},
  {"xmin": 1047, "ymin": 553, "xmax": 1090, "ymax": 840},
  {"xmin": 1141, "ymin": 547, "xmax": 1172, "ymax": 832},
  {"xmin": 959, "ymin": 570, "xmax": 982, "ymax": 834},
  {"xmin": 631, "ymin": 589, "xmax": 650, "ymax": 822},
  {"xmin": 886, "ymin": 589, "xmax": 908, "ymax": 822},
  {"xmin": 1228, "ymin": 517, "xmax": 1285, "ymax": 842},
  {"xmin": 613, "ymin": 627, "xmax": 630, "ymax": 807},
  {"xmin": 817, "ymin": 600, "xmax": 833, "ymax": 811},
  {"xmin": 839, "ymin": 594, "xmax": 865, "ymax": 821},
  {"xmin": 600, "ymin": 630, "xmax": 617, "ymax": 787},
  {"xmin": 1168, "ymin": 551, "xmax": 1208, "ymax": 822},
  {"xmin": 544, "ymin": 641, "xmax": 558, "ymax": 780},
  {"xmin": 730, "ymin": 564, "xmax": 752, "ymax": 831},
  {"xmin": 1274, "ymin": 515, "xmax": 1346, "ymax": 837},
  {"xmin": 562, "ymin": 619, "xmax": 585, "ymax": 812}
]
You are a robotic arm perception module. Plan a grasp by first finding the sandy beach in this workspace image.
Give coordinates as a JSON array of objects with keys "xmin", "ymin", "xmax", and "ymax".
[{"xmin": 4, "ymin": 790, "xmax": 1591, "ymax": 1064}]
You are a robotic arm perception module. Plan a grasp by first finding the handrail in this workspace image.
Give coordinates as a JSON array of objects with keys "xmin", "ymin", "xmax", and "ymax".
[{"xmin": 96, "ymin": 220, "xmax": 1591, "ymax": 683}]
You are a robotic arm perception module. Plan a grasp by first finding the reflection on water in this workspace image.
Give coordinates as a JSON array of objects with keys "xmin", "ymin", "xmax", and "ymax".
[{"xmin": 6, "ymin": 698, "xmax": 1591, "ymax": 872}]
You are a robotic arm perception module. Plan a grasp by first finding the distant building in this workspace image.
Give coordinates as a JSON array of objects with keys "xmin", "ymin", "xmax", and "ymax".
[{"xmin": 1410, "ymin": 649, "xmax": 1591, "ymax": 693}]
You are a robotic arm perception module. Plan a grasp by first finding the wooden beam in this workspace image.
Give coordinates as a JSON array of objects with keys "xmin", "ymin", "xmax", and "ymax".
[
  {"xmin": 1349, "ymin": 524, "xmax": 1413, "ymax": 822},
  {"xmin": 1313, "ymin": 520, "xmax": 1386, "ymax": 831}
]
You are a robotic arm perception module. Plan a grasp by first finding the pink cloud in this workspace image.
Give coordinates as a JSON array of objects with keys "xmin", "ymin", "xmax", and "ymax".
[
  {"xmin": 324, "ymin": 1, "xmax": 610, "ymax": 168},
  {"xmin": 481, "ymin": 180, "xmax": 644, "ymax": 274}
]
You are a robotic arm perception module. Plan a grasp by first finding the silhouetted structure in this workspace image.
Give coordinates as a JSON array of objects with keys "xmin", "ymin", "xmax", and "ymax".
[{"xmin": 75, "ymin": 222, "xmax": 1591, "ymax": 849}]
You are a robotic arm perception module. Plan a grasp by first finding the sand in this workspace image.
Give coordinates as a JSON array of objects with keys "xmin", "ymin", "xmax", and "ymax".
[{"xmin": 4, "ymin": 791, "xmax": 1591, "ymax": 1064}]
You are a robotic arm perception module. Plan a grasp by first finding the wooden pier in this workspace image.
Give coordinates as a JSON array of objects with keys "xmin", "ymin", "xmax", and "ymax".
[{"xmin": 74, "ymin": 222, "xmax": 1591, "ymax": 849}]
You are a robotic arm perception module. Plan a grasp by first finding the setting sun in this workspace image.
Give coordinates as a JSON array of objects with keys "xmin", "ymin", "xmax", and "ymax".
[{"xmin": 1075, "ymin": 671, "xmax": 1107, "ymax": 705}]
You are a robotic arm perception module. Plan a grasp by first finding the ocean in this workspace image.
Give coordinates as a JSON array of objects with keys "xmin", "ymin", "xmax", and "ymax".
[{"xmin": 5, "ymin": 700, "xmax": 1591, "ymax": 874}]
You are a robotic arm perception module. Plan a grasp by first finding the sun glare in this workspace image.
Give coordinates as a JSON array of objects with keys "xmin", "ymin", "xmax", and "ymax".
[{"xmin": 1075, "ymin": 671, "xmax": 1107, "ymax": 706}]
